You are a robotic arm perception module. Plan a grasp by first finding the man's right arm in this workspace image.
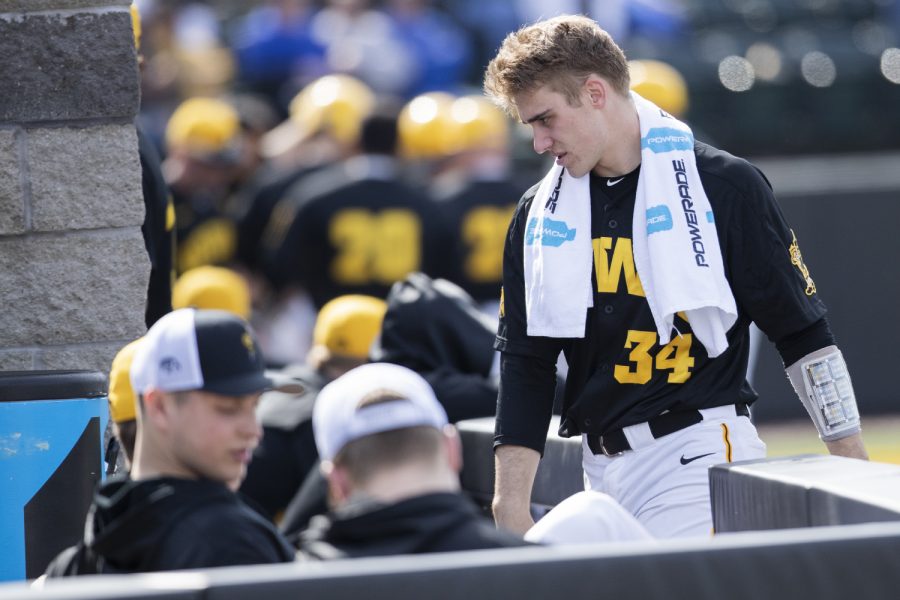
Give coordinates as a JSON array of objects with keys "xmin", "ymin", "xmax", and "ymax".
[
  {"xmin": 493, "ymin": 444, "xmax": 541, "ymax": 533},
  {"xmin": 492, "ymin": 190, "xmax": 561, "ymax": 533},
  {"xmin": 492, "ymin": 351, "xmax": 558, "ymax": 534}
]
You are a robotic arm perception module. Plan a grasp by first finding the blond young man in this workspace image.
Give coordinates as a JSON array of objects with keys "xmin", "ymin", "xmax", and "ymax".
[
  {"xmin": 45, "ymin": 309, "xmax": 296, "ymax": 575},
  {"xmin": 484, "ymin": 15, "xmax": 867, "ymax": 539}
]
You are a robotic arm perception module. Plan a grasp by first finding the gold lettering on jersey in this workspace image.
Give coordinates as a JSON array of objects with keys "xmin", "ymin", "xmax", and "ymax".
[
  {"xmin": 593, "ymin": 237, "xmax": 645, "ymax": 297},
  {"xmin": 462, "ymin": 206, "xmax": 515, "ymax": 283},
  {"xmin": 614, "ymin": 330, "xmax": 695, "ymax": 385},
  {"xmin": 177, "ymin": 218, "xmax": 236, "ymax": 274},
  {"xmin": 788, "ymin": 229, "xmax": 816, "ymax": 296},
  {"xmin": 241, "ymin": 331, "xmax": 256, "ymax": 358},
  {"xmin": 330, "ymin": 209, "xmax": 421, "ymax": 285},
  {"xmin": 499, "ymin": 287, "xmax": 505, "ymax": 318}
]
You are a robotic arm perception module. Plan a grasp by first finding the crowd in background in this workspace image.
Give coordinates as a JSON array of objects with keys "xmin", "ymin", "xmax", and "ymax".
[{"xmin": 136, "ymin": 0, "xmax": 900, "ymax": 160}]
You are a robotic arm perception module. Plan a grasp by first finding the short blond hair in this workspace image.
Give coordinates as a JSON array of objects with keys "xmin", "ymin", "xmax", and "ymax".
[{"xmin": 484, "ymin": 15, "xmax": 630, "ymax": 117}]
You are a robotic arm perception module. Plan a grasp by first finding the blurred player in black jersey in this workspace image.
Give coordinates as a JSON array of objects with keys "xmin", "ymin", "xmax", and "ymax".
[
  {"xmin": 132, "ymin": 3, "xmax": 175, "ymax": 327},
  {"xmin": 484, "ymin": 15, "xmax": 868, "ymax": 540},
  {"xmin": 163, "ymin": 97, "xmax": 244, "ymax": 274},
  {"xmin": 424, "ymin": 95, "xmax": 526, "ymax": 318},
  {"xmin": 267, "ymin": 102, "xmax": 442, "ymax": 309},
  {"xmin": 236, "ymin": 74, "xmax": 376, "ymax": 288},
  {"xmin": 236, "ymin": 75, "xmax": 378, "ymax": 365}
]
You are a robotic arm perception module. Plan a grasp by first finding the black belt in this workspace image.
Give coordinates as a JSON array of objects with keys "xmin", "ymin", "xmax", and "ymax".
[{"xmin": 587, "ymin": 403, "xmax": 750, "ymax": 457}]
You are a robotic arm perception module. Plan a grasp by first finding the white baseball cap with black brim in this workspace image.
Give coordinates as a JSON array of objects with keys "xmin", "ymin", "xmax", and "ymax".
[{"xmin": 131, "ymin": 308, "xmax": 302, "ymax": 397}]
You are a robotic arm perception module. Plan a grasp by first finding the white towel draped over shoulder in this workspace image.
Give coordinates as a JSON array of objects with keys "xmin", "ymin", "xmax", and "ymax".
[
  {"xmin": 523, "ymin": 164, "xmax": 593, "ymax": 338},
  {"xmin": 630, "ymin": 91, "xmax": 736, "ymax": 357},
  {"xmin": 522, "ymin": 91, "xmax": 737, "ymax": 357}
]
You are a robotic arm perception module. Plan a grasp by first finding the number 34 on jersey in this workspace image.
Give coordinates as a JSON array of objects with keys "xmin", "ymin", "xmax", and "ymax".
[{"xmin": 594, "ymin": 235, "xmax": 697, "ymax": 385}]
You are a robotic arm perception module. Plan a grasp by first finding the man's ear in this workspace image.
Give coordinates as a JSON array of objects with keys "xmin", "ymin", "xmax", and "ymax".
[
  {"xmin": 584, "ymin": 74, "xmax": 608, "ymax": 108},
  {"xmin": 323, "ymin": 461, "xmax": 353, "ymax": 507},
  {"xmin": 141, "ymin": 389, "xmax": 175, "ymax": 432},
  {"xmin": 442, "ymin": 425, "xmax": 463, "ymax": 474}
]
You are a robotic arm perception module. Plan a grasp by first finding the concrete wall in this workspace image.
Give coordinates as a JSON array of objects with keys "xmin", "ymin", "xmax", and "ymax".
[{"xmin": 0, "ymin": 0, "xmax": 148, "ymax": 375}]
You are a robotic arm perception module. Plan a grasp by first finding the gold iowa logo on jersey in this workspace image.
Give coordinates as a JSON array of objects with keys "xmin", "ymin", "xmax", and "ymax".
[
  {"xmin": 789, "ymin": 230, "xmax": 816, "ymax": 296},
  {"xmin": 241, "ymin": 331, "xmax": 256, "ymax": 358}
]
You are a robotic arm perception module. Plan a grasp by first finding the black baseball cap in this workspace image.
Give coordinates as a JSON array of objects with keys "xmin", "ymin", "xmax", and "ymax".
[{"xmin": 131, "ymin": 309, "xmax": 301, "ymax": 396}]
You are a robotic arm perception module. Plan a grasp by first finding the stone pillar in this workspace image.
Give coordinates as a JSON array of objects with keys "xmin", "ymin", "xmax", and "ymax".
[{"xmin": 0, "ymin": 0, "xmax": 149, "ymax": 374}]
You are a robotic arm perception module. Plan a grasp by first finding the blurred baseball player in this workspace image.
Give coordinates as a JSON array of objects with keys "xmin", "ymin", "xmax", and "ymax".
[{"xmin": 484, "ymin": 15, "xmax": 868, "ymax": 539}]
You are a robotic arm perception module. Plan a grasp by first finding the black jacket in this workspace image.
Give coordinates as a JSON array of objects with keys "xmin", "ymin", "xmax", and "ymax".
[
  {"xmin": 297, "ymin": 492, "xmax": 529, "ymax": 559},
  {"xmin": 372, "ymin": 273, "xmax": 500, "ymax": 423},
  {"xmin": 44, "ymin": 476, "xmax": 294, "ymax": 576}
]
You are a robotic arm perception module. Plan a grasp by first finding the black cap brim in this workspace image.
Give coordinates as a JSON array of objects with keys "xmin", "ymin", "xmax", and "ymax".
[{"xmin": 202, "ymin": 370, "xmax": 305, "ymax": 397}]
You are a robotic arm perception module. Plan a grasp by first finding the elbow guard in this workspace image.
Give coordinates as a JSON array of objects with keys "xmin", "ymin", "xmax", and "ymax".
[{"xmin": 786, "ymin": 345, "xmax": 860, "ymax": 442}]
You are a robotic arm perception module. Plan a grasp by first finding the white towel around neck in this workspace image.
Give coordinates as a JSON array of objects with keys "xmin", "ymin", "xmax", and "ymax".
[
  {"xmin": 523, "ymin": 91, "xmax": 737, "ymax": 357},
  {"xmin": 523, "ymin": 163, "xmax": 593, "ymax": 338}
]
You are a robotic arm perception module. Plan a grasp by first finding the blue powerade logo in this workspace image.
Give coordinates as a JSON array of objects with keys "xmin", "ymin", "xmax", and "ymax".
[
  {"xmin": 646, "ymin": 205, "xmax": 673, "ymax": 234},
  {"xmin": 525, "ymin": 217, "xmax": 577, "ymax": 247},
  {"xmin": 641, "ymin": 127, "xmax": 694, "ymax": 153}
]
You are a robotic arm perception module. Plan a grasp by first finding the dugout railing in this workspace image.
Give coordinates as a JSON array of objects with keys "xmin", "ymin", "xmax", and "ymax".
[{"xmin": 4, "ymin": 417, "xmax": 900, "ymax": 600}]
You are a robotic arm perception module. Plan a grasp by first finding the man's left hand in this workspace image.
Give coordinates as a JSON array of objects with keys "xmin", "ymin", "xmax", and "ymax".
[{"xmin": 824, "ymin": 432, "xmax": 869, "ymax": 460}]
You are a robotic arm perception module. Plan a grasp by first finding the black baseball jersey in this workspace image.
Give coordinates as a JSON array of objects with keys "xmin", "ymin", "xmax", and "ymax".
[
  {"xmin": 173, "ymin": 188, "xmax": 238, "ymax": 274},
  {"xmin": 137, "ymin": 128, "xmax": 175, "ymax": 327},
  {"xmin": 270, "ymin": 156, "xmax": 443, "ymax": 308},
  {"xmin": 233, "ymin": 163, "xmax": 320, "ymax": 280},
  {"xmin": 431, "ymin": 178, "xmax": 523, "ymax": 304},
  {"xmin": 496, "ymin": 141, "xmax": 827, "ymax": 449}
]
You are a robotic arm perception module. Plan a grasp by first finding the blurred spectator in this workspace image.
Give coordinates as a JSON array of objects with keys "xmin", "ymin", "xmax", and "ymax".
[
  {"xmin": 296, "ymin": 363, "xmax": 529, "ymax": 559},
  {"xmin": 440, "ymin": 0, "xmax": 520, "ymax": 84},
  {"xmin": 267, "ymin": 103, "xmax": 443, "ymax": 309},
  {"xmin": 385, "ymin": 0, "xmax": 473, "ymax": 96},
  {"xmin": 172, "ymin": 265, "xmax": 252, "ymax": 319},
  {"xmin": 171, "ymin": 3, "xmax": 236, "ymax": 99},
  {"xmin": 240, "ymin": 294, "xmax": 387, "ymax": 520},
  {"xmin": 229, "ymin": 0, "xmax": 326, "ymax": 112},
  {"xmin": 135, "ymin": 2, "xmax": 236, "ymax": 151},
  {"xmin": 44, "ymin": 309, "xmax": 296, "ymax": 575},
  {"xmin": 308, "ymin": 0, "xmax": 416, "ymax": 96},
  {"xmin": 516, "ymin": 0, "xmax": 630, "ymax": 41},
  {"xmin": 514, "ymin": 0, "xmax": 686, "ymax": 44}
]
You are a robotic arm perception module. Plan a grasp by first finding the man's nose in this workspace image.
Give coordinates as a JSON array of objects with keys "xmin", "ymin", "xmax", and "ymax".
[
  {"xmin": 240, "ymin": 410, "xmax": 262, "ymax": 441},
  {"xmin": 533, "ymin": 129, "xmax": 551, "ymax": 155}
]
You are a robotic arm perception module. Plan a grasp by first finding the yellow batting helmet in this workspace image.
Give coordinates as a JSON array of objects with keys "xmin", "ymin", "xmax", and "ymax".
[
  {"xmin": 398, "ymin": 92, "xmax": 458, "ymax": 159},
  {"xmin": 629, "ymin": 59, "xmax": 689, "ymax": 118},
  {"xmin": 109, "ymin": 338, "xmax": 143, "ymax": 423},
  {"xmin": 172, "ymin": 266, "xmax": 252, "ymax": 320},
  {"xmin": 165, "ymin": 97, "xmax": 241, "ymax": 156},
  {"xmin": 313, "ymin": 295, "xmax": 387, "ymax": 360},
  {"xmin": 288, "ymin": 74, "xmax": 376, "ymax": 147},
  {"xmin": 448, "ymin": 95, "xmax": 510, "ymax": 153}
]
